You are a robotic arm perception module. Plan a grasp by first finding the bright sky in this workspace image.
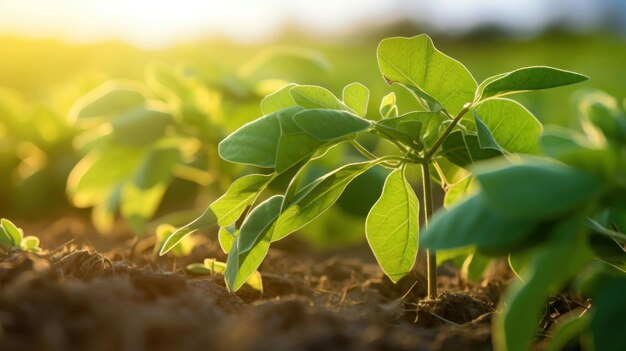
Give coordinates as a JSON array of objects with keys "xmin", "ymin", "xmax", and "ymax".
[{"xmin": 0, "ymin": 0, "xmax": 610, "ymax": 48}]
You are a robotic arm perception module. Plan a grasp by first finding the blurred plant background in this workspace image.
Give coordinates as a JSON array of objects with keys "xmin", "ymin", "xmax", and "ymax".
[{"xmin": 1, "ymin": 0, "xmax": 625, "ymax": 248}]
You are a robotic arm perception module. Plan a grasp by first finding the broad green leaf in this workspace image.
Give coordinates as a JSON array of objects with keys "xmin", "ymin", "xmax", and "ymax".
[
  {"xmin": 145, "ymin": 63, "xmax": 190, "ymax": 104},
  {"xmin": 476, "ymin": 161, "xmax": 603, "ymax": 220},
  {"xmin": 289, "ymin": 85, "xmax": 349, "ymax": 111},
  {"xmin": 590, "ymin": 277, "xmax": 626, "ymax": 351},
  {"xmin": 68, "ymin": 146, "xmax": 146, "ymax": 207},
  {"xmin": 1, "ymin": 218, "xmax": 23, "ymax": 246},
  {"xmin": 225, "ymin": 195, "xmax": 283, "ymax": 292},
  {"xmin": 111, "ymin": 107, "xmax": 173, "ymax": 146},
  {"xmin": 474, "ymin": 98, "xmax": 542, "ymax": 154},
  {"xmin": 0, "ymin": 226, "xmax": 13, "ymax": 248},
  {"xmin": 540, "ymin": 128, "xmax": 614, "ymax": 179},
  {"xmin": 210, "ymin": 173, "xmax": 274, "ymax": 227},
  {"xmin": 156, "ymin": 224, "xmax": 194, "ymax": 257},
  {"xmin": 159, "ymin": 207, "xmax": 217, "ymax": 255},
  {"xmin": 120, "ymin": 182, "xmax": 167, "ymax": 234},
  {"xmin": 544, "ymin": 313, "xmax": 591, "ymax": 351},
  {"xmin": 133, "ymin": 147, "xmax": 181, "ymax": 189},
  {"xmin": 588, "ymin": 231, "xmax": 626, "ymax": 265},
  {"xmin": 377, "ymin": 35, "xmax": 477, "ymax": 115},
  {"xmin": 275, "ymin": 109, "xmax": 325, "ymax": 172},
  {"xmin": 420, "ymin": 194, "xmax": 536, "ymax": 253},
  {"xmin": 579, "ymin": 90, "xmax": 626, "ymax": 143},
  {"xmin": 260, "ymin": 83, "xmax": 297, "ymax": 114},
  {"xmin": 366, "ymin": 168, "xmax": 419, "ymax": 283},
  {"xmin": 293, "ymin": 109, "xmax": 371, "ymax": 141},
  {"xmin": 494, "ymin": 216, "xmax": 593, "ymax": 351},
  {"xmin": 443, "ymin": 175, "xmax": 477, "ymax": 208},
  {"xmin": 379, "ymin": 92, "xmax": 398, "ymax": 118},
  {"xmin": 273, "ymin": 161, "xmax": 379, "ymax": 241},
  {"xmin": 218, "ymin": 226, "xmax": 237, "ymax": 254},
  {"xmin": 478, "ymin": 66, "xmax": 588, "ymax": 100},
  {"xmin": 70, "ymin": 81, "xmax": 146, "ymax": 121},
  {"xmin": 441, "ymin": 131, "xmax": 504, "ymax": 168},
  {"xmin": 474, "ymin": 111, "xmax": 501, "ymax": 151},
  {"xmin": 342, "ymin": 82, "xmax": 369, "ymax": 117},
  {"xmin": 218, "ymin": 107, "xmax": 292, "ymax": 168},
  {"xmin": 375, "ymin": 111, "xmax": 446, "ymax": 149},
  {"xmin": 20, "ymin": 236, "xmax": 41, "ymax": 253},
  {"xmin": 236, "ymin": 195, "xmax": 284, "ymax": 254}
]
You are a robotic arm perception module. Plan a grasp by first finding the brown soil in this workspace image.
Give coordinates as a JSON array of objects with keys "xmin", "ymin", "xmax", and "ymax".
[{"xmin": 0, "ymin": 217, "xmax": 515, "ymax": 351}]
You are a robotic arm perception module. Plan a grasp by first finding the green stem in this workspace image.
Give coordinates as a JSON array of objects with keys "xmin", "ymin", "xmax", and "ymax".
[
  {"xmin": 588, "ymin": 219, "xmax": 626, "ymax": 242},
  {"xmin": 423, "ymin": 104, "xmax": 472, "ymax": 159},
  {"xmin": 350, "ymin": 140, "xmax": 379, "ymax": 160},
  {"xmin": 421, "ymin": 160, "xmax": 437, "ymax": 299}
]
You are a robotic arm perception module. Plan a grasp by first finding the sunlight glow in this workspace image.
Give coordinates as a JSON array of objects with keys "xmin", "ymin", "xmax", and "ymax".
[{"xmin": 0, "ymin": 0, "xmax": 613, "ymax": 48}]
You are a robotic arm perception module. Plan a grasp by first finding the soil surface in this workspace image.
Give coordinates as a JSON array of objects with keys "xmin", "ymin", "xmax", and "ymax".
[{"xmin": 0, "ymin": 216, "xmax": 541, "ymax": 351}]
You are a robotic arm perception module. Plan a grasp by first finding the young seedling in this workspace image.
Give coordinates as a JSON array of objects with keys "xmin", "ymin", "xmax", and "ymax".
[
  {"xmin": 161, "ymin": 34, "xmax": 587, "ymax": 299},
  {"xmin": 420, "ymin": 90, "xmax": 626, "ymax": 351},
  {"xmin": 0, "ymin": 218, "xmax": 42, "ymax": 253}
]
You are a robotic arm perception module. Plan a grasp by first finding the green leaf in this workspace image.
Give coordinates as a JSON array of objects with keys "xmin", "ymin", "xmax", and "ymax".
[
  {"xmin": 476, "ymin": 161, "xmax": 603, "ymax": 220},
  {"xmin": 443, "ymin": 176, "xmax": 477, "ymax": 208},
  {"xmin": 218, "ymin": 107, "xmax": 290, "ymax": 168},
  {"xmin": 420, "ymin": 194, "xmax": 536, "ymax": 253},
  {"xmin": 159, "ymin": 207, "xmax": 218, "ymax": 255},
  {"xmin": 375, "ymin": 111, "xmax": 447, "ymax": 151},
  {"xmin": 210, "ymin": 173, "xmax": 274, "ymax": 227},
  {"xmin": 379, "ymin": 92, "xmax": 398, "ymax": 118},
  {"xmin": 111, "ymin": 107, "xmax": 173, "ymax": 147},
  {"xmin": 342, "ymin": 82, "xmax": 369, "ymax": 117},
  {"xmin": 20, "ymin": 236, "xmax": 41, "ymax": 253},
  {"xmin": 70, "ymin": 81, "xmax": 146, "ymax": 121},
  {"xmin": 120, "ymin": 182, "xmax": 167, "ymax": 234},
  {"xmin": 236, "ymin": 195, "xmax": 284, "ymax": 254},
  {"xmin": 145, "ymin": 63, "xmax": 190, "ymax": 104},
  {"xmin": 275, "ymin": 109, "xmax": 326, "ymax": 172},
  {"xmin": 133, "ymin": 147, "xmax": 181, "ymax": 189},
  {"xmin": 1, "ymin": 218, "xmax": 23, "ymax": 246},
  {"xmin": 474, "ymin": 98, "xmax": 543, "ymax": 154},
  {"xmin": 273, "ymin": 161, "xmax": 379, "ymax": 241},
  {"xmin": 441, "ymin": 131, "xmax": 504, "ymax": 168},
  {"xmin": 590, "ymin": 277, "xmax": 626, "ymax": 351},
  {"xmin": 156, "ymin": 224, "xmax": 193, "ymax": 257},
  {"xmin": 540, "ymin": 128, "xmax": 614, "ymax": 179},
  {"xmin": 225, "ymin": 195, "xmax": 283, "ymax": 292},
  {"xmin": 494, "ymin": 216, "xmax": 593, "ymax": 351},
  {"xmin": 68, "ymin": 146, "xmax": 147, "ymax": 207},
  {"xmin": 544, "ymin": 313, "xmax": 591, "ymax": 351},
  {"xmin": 260, "ymin": 83, "xmax": 297, "ymax": 114},
  {"xmin": 290, "ymin": 85, "xmax": 349, "ymax": 111},
  {"xmin": 474, "ymin": 111, "xmax": 501, "ymax": 151},
  {"xmin": 478, "ymin": 66, "xmax": 588, "ymax": 100},
  {"xmin": 377, "ymin": 35, "xmax": 477, "ymax": 115},
  {"xmin": 366, "ymin": 168, "xmax": 419, "ymax": 283},
  {"xmin": 293, "ymin": 109, "xmax": 371, "ymax": 141},
  {"xmin": 0, "ymin": 226, "xmax": 13, "ymax": 248},
  {"xmin": 218, "ymin": 226, "xmax": 237, "ymax": 254}
]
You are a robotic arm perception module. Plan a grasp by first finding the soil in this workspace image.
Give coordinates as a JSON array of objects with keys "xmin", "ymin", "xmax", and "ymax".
[{"xmin": 0, "ymin": 216, "xmax": 575, "ymax": 351}]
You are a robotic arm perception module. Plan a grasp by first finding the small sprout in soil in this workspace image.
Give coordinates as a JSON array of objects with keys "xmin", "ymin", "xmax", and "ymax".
[{"xmin": 0, "ymin": 218, "xmax": 42, "ymax": 253}]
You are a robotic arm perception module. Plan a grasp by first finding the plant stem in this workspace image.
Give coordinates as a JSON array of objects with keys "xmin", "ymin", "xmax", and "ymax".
[
  {"xmin": 350, "ymin": 140, "xmax": 379, "ymax": 160},
  {"xmin": 423, "ymin": 104, "xmax": 472, "ymax": 159},
  {"xmin": 421, "ymin": 160, "xmax": 437, "ymax": 299},
  {"xmin": 588, "ymin": 219, "xmax": 626, "ymax": 242}
]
